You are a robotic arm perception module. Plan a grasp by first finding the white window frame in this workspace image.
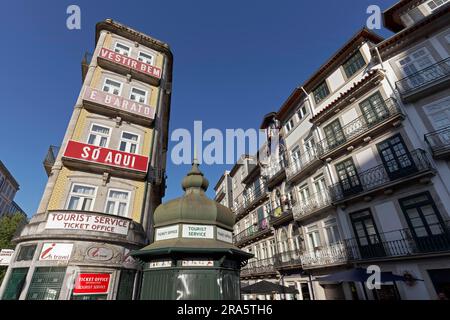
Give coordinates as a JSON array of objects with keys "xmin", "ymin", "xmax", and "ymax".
[
  {"xmin": 113, "ymin": 41, "xmax": 131, "ymax": 56},
  {"xmin": 104, "ymin": 188, "xmax": 131, "ymax": 217},
  {"xmin": 129, "ymin": 87, "xmax": 148, "ymax": 104},
  {"xmin": 119, "ymin": 131, "xmax": 141, "ymax": 154},
  {"xmin": 297, "ymin": 104, "xmax": 308, "ymax": 121},
  {"xmin": 102, "ymin": 77, "xmax": 123, "ymax": 96},
  {"xmin": 66, "ymin": 183, "xmax": 97, "ymax": 211},
  {"xmin": 87, "ymin": 123, "xmax": 111, "ymax": 148},
  {"xmin": 396, "ymin": 47, "xmax": 435, "ymax": 77},
  {"xmin": 138, "ymin": 50, "xmax": 155, "ymax": 65},
  {"xmin": 284, "ymin": 119, "xmax": 294, "ymax": 133}
]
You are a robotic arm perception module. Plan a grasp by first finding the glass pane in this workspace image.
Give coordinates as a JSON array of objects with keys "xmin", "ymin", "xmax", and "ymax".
[
  {"xmin": 81, "ymin": 198, "xmax": 92, "ymax": 211},
  {"xmin": 118, "ymin": 202, "xmax": 127, "ymax": 216},
  {"xmin": 68, "ymin": 196, "xmax": 79, "ymax": 210},
  {"xmin": 120, "ymin": 141, "xmax": 127, "ymax": 151},
  {"xmin": 106, "ymin": 201, "xmax": 115, "ymax": 214}
]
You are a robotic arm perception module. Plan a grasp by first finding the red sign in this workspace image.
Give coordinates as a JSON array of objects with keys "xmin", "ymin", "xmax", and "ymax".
[
  {"xmin": 99, "ymin": 48, "xmax": 162, "ymax": 79},
  {"xmin": 73, "ymin": 273, "xmax": 111, "ymax": 295},
  {"xmin": 63, "ymin": 140, "xmax": 149, "ymax": 173},
  {"xmin": 83, "ymin": 86, "xmax": 155, "ymax": 120}
]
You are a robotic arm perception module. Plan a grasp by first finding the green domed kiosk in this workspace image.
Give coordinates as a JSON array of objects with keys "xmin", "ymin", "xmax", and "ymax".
[{"xmin": 131, "ymin": 159, "xmax": 253, "ymax": 300}]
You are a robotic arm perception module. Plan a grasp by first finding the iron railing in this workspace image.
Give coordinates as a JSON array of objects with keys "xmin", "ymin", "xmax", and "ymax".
[
  {"xmin": 286, "ymin": 149, "xmax": 320, "ymax": 181},
  {"xmin": 424, "ymin": 125, "xmax": 450, "ymax": 157},
  {"xmin": 274, "ymin": 250, "xmax": 302, "ymax": 268},
  {"xmin": 329, "ymin": 149, "xmax": 433, "ymax": 203},
  {"xmin": 262, "ymin": 159, "xmax": 286, "ymax": 181},
  {"xmin": 233, "ymin": 217, "xmax": 270, "ymax": 245},
  {"xmin": 301, "ymin": 241, "xmax": 349, "ymax": 268},
  {"xmin": 241, "ymin": 257, "xmax": 276, "ymax": 276},
  {"xmin": 232, "ymin": 183, "xmax": 268, "ymax": 217},
  {"xmin": 396, "ymin": 58, "xmax": 450, "ymax": 96},
  {"xmin": 315, "ymin": 98, "xmax": 402, "ymax": 157},
  {"xmin": 292, "ymin": 190, "xmax": 332, "ymax": 221},
  {"xmin": 268, "ymin": 205, "xmax": 294, "ymax": 226}
]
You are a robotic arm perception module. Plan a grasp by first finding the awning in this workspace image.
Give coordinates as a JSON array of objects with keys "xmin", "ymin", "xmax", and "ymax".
[
  {"xmin": 241, "ymin": 280, "xmax": 298, "ymax": 294},
  {"xmin": 314, "ymin": 267, "xmax": 423, "ymax": 283}
]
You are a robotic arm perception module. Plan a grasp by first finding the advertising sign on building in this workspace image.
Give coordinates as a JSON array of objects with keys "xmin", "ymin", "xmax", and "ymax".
[
  {"xmin": 46, "ymin": 211, "xmax": 130, "ymax": 235},
  {"xmin": 73, "ymin": 273, "xmax": 111, "ymax": 295},
  {"xmin": 39, "ymin": 243, "xmax": 73, "ymax": 261},
  {"xmin": 182, "ymin": 224, "xmax": 214, "ymax": 239},
  {"xmin": 155, "ymin": 225, "xmax": 179, "ymax": 241},
  {"xmin": 99, "ymin": 48, "xmax": 162, "ymax": 79},
  {"xmin": 86, "ymin": 246, "xmax": 114, "ymax": 261},
  {"xmin": 63, "ymin": 140, "xmax": 149, "ymax": 173},
  {"xmin": 83, "ymin": 86, "xmax": 155, "ymax": 120},
  {"xmin": 0, "ymin": 249, "xmax": 14, "ymax": 266},
  {"xmin": 216, "ymin": 227, "xmax": 233, "ymax": 243}
]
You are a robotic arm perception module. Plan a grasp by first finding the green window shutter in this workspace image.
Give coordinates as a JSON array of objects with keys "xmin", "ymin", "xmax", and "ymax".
[
  {"xmin": 26, "ymin": 267, "xmax": 66, "ymax": 300},
  {"xmin": 1, "ymin": 268, "xmax": 29, "ymax": 300},
  {"xmin": 117, "ymin": 269, "xmax": 136, "ymax": 300}
]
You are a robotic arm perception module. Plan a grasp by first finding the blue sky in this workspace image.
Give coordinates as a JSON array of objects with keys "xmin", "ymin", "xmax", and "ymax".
[{"xmin": 0, "ymin": 0, "xmax": 396, "ymax": 216}]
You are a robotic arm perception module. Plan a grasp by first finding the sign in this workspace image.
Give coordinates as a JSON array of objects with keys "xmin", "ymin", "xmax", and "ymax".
[
  {"xmin": 216, "ymin": 227, "xmax": 233, "ymax": 243},
  {"xmin": 0, "ymin": 249, "xmax": 14, "ymax": 266},
  {"xmin": 155, "ymin": 225, "xmax": 179, "ymax": 241},
  {"xmin": 149, "ymin": 260, "xmax": 172, "ymax": 268},
  {"xmin": 83, "ymin": 86, "xmax": 155, "ymax": 120},
  {"xmin": 181, "ymin": 260, "xmax": 214, "ymax": 267},
  {"xmin": 99, "ymin": 48, "xmax": 162, "ymax": 79},
  {"xmin": 182, "ymin": 224, "xmax": 214, "ymax": 239},
  {"xmin": 46, "ymin": 212, "xmax": 130, "ymax": 235},
  {"xmin": 39, "ymin": 243, "xmax": 73, "ymax": 261},
  {"xmin": 73, "ymin": 273, "xmax": 111, "ymax": 295},
  {"xmin": 63, "ymin": 140, "xmax": 149, "ymax": 173},
  {"xmin": 86, "ymin": 246, "xmax": 114, "ymax": 261}
]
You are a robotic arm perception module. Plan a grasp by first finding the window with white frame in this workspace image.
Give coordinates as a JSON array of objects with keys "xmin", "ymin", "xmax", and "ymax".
[
  {"xmin": 102, "ymin": 78, "xmax": 122, "ymax": 96},
  {"xmin": 324, "ymin": 218, "xmax": 341, "ymax": 245},
  {"xmin": 284, "ymin": 118, "xmax": 294, "ymax": 133},
  {"xmin": 105, "ymin": 189, "xmax": 130, "ymax": 217},
  {"xmin": 87, "ymin": 124, "xmax": 111, "ymax": 147},
  {"xmin": 306, "ymin": 224, "xmax": 321, "ymax": 249},
  {"xmin": 427, "ymin": 0, "xmax": 448, "ymax": 11},
  {"xmin": 138, "ymin": 51, "xmax": 155, "ymax": 65},
  {"xmin": 119, "ymin": 132, "xmax": 140, "ymax": 154},
  {"xmin": 114, "ymin": 42, "xmax": 131, "ymax": 56},
  {"xmin": 67, "ymin": 184, "xmax": 96, "ymax": 211},
  {"xmin": 129, "ymin": 87, "xmax": 147, "ymax": 104},
  {"xmin": 398, "ymin": 48, "xmax": 435, "ymax": 77},
  {"xmin": 297, "ymin": 105, "xmax": 308, "ymax": 121}
]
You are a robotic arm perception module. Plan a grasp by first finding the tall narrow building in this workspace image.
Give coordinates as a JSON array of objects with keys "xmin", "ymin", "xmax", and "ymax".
[{"xmin": 0, "ymin": 20, "xmax": 173, "ymax": 300}]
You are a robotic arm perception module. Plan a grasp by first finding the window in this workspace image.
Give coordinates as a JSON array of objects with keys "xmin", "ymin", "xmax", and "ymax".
[
  {"xmin": 138, "ymin": 51, "xmax": 154, "ymax": 65},
  {"xmin": 291, "ymin": 146, "xmax": 302, "ymax": 167},
  {"xmin": 129, "ymin": 87, "xmax": 147, "ymax": 104},
  {"xmin": 377, "ymin": 134, "xmax": 416, "ymax": 180},
  {"xmin": 397, "ymin": 48, "xmax": 435, "ymax": 90},
  {"xmin": 306, "ymin": 225, "xmax": 321, "ymax": 249},
  {"xmin": 427, "ymin": 0, "xmax": 449, "ymax": 11},
  {"xmin": 87, "ymin": 124, "xmax": 110, "ymax": 147},
  {"xmin": 119, "ymin": 132, "xmax": 140, "ymax": 154},
  {"xmin": 350, "ymin": 209, "xmax": 384, "ymax": 258},
  {"xmin": 117, "ymin": 270, "xmax": 136, "ymax": 300},
  {"xmin": 313, "ymin": 81, "xmax": 330, "ymax": 104},
  {"xmin": 26, "ymin": 267, "xmax": 66, "ymax": 300},
  {"xmin": 297, "ymin": 105, "xmax": 308, "ymax": 121},
  {"xmin": 359, "ymin": 91, "xmax": 389, "ymax": 125},
  {"xmin": 114, "ymin": 42, "xmax": 130, "ymax": 56},
  {"xmin": 67, "ymin": 184, "xmax": 96, "ymax": 211},
  {"xmin": 1, "ymin": 268, "xmax": 29, "ymax": 300},
  {"xmin": 324, "ymin": 218, "xmax": 341, "ymax": 245},
  {"xmin": 335, "ymin": 158, "xmax": 362, "ymax": 195},
  {"xmin": 16, "ymin": 245, "xmax": 37, "ymax": 261},
  {"xmin": 105, "ymin": 189, "xmax": 130, "ymax": 217},
  {"xmin": 343, "ymin": 51, "xmax": 366, "ymax": 78},
  {"xmin": 285, "ymin": 119, "xmax": 294, "ymax": 133},
  {"xmin": 304, "ymin": 134, "xmax": 316, "ymax": 160},
  {"xmin": 323, "ymin": 119, "xmax": 346, "ymax": 148},
  {"xmin": 102, "ymin": 78, "xmax": 122, "ymax": 96},
  {"xmin": 0, "ymin": 174, "xmax": 4, "ymax": 190},
  {"xmin": 298, "ymin": 184, "xmax": 311, "ymax": 203}
]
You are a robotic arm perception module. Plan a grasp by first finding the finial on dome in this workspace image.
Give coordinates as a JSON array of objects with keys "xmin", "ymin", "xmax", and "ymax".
[{"xmin": 181, "ymin": 149, "xmax": 209, "ymax": 192}]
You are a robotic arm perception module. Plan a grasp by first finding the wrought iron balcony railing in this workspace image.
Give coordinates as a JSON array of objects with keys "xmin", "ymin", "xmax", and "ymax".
[
  {"xmin": 315, "ymin": 98, "xmax": 402, "ymax": 157},
  {"xmin": 424, "ymin": 125, "xmax": 450, "ymax": 159},
  {"xmin": 241, "ymin": 257, "xmax": 276, "ymax": 276},
  {"xmin": 43, "ymin": 145, "xmax": 60, "ymax": 177},
  {"xmin": 263, "ymin": 159, "xmax": 286, "ymax": 181},
  {"xmin": 268, "ymin": 205, "xmax": 294, "ymax": 226},
  {"xmin": 396, "ymin": 58, "xmax": 450, "ymax": 97},
  {"xmin": 274, "ymin": 250, "xmax": 302, "ymax": 268},
  {"xmin": 233, "ymin": 217, "xmax": 271, "ymax": 246},
  {"xmin": 300, "ymin": 241, "xmax": 349, "ymax": 268},
  {"xmin": 329, "ymin": 149, "xmax": 433, "ymax": 203},
  {"xmin": 232, "ymin": 183, "xmax": 268, "ymax": 217},
  {"xmin": 286, "ymin": 149, "xmax": 321, "ymax": 182},
  {"xmin": 292, "ymin": 190, "xmax": 332, "ymax": 221}
]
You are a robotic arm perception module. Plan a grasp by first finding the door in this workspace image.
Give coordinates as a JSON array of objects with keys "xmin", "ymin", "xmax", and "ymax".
[
  {"xmin": 398, "ymin": 48, "xmax": 435, "ymax": 90},
  {"xmin": 377, "ymin": 134, "xmax": 417, "ymax": 180},
  {"xmin": 314, "ymin": 175, "xmax": 328, "ymax": 206},
  {"xmin": 350, "ymin": 209, "xmax": 385, "ymax": 259},
  {"xmin": 425, "ymin": 100, "xmax": 450, "ymax": 148},
  {"xmin": 324, "ymin": 119, "xmax": 346, "ymax": 150},
  {"xmin": 304, "ymin": 135, "xmax": 316, "ymax": 163},
  {"xmin": 335, "ymin": 158, "xmax": 362, "ymax": 197},
  {"xmin": 399, "ymin": 192, "xmax": 449, "ymax": 252},
  {"xmin": 359, "ymin": 92, "xmax": 389, "ymax": 126}
]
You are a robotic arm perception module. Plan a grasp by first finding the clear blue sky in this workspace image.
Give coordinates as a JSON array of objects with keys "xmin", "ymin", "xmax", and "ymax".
[{"xmin": 0, "ymin": 0, "xmax": 396, "ymax": 216}]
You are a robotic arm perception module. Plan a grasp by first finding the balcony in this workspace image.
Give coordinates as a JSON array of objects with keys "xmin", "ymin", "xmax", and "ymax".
[
  {"xmin": 233, "ymin": 217, "xmax": 271, "ymax": 247},
  {"xmin": 329, "ymin": 149, "xmax": 434, "ymax": 204},
  {"xmin": 81, "ymin": 52, "xmax": 92, "ymax": 82},
  {"xmin": 425, "ymin": 126, "xmax": 450, "ymax": 160},
  {"xmin": 269, "ymin": 206, "xmax": 293, "ymax": 227},
  {"xmin": 316, "ymin": 98, "xmax": 403, "ymax": 160},
  {"xmin": 262, "ymin": 160, "xmax": 286, "ymax": 189},
  {"xmin": 396, "ymin": 58, "xmax": 450, "ymax": 103},
  {"xmin": 292, "ymin": 191, "xmax": 333, "ymax": 222},
  {"xmin": 43, "ymin": 145, "xmax": 60, "ymax": 177},
  {"xmin": 215, "ymin": 187, "xmax": 226, "ymax": 202},
  {"xmin": 344, "ymin": 222, "xmax": 450, "ymax": 262},
  {"xmin": 233, "ymin": 184, "xmax": 268, "ymax": 220},
  {"xmin": 286, "ymin": 151, "xmax": 322, "ymax": 183},
  {"xmin": 300, "ymin": 242, "xmax": 349, "ymax": 269},
  {"xmin": 241, "ymin": 257, "xmax": 277, "ymax": 278},
  {"xmin": 274, "ymin": 250, "xmax": 302, "ymax": 270}
]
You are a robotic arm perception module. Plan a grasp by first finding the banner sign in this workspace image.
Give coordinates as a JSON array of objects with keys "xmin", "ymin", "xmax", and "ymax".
[
  {"xmin": 73, "ymin": 273, "xmax": 111, "ymax": 295},
  {"xmin": 46, "ymin": 212, "xmax": 130, "ymax": 235},
  {"xmin": 63, "ymin": 140, "xmax": 149, "ymax": 173},
  {"xmin": 39, "ymin": 243, "xmax": 73, "ymax": 261}
]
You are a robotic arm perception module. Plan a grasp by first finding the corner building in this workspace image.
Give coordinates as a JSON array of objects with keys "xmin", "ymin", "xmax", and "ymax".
[{"xmin": 0, "ymin": 20, "xmax": 173, "ymax": 300}]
